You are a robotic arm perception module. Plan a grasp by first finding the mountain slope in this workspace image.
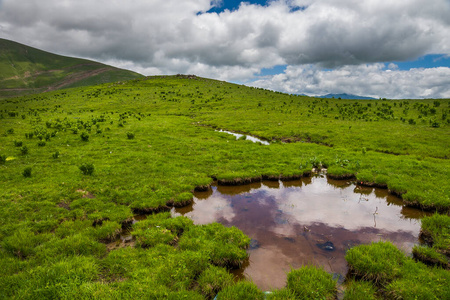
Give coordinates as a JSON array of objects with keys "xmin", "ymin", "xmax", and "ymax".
[
  {"xmin": 0, "ymin": 38, "xmax": 144, "ymax": 98},
  {"xmin": 317, "ymin": 93, "xmax": 377, "ymax": 100}
]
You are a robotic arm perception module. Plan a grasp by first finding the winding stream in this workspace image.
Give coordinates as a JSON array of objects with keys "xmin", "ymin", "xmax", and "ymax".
[{"xmin": 172, "ymin": 174, "xmax": 430, "ymax": 290}]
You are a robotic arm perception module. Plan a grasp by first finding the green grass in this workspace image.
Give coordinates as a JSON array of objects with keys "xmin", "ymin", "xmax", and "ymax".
[
  {"xmin": 343, "ymin": 280, "xmax": 379, "ymax": 300},
  {"xmin": 346, "ymin": 241, "xmax": 450, "ymax": 299},
  {"xmin": 0, "ymin": 38, "xmax": 143, "ymax": 98},
  {"xmin": 0, "ymin": 75, "xmax": 449, "ymax": 298},
  {"xmin": 286, "ymin": 266, "xmax": 337, "ymax": 299}
]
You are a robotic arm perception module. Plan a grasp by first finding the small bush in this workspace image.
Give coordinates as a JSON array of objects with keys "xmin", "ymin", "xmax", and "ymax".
[
  {"xmin": 14, "ymin": 140, "xmax": 23, "ymax": 147},
  {"xmin": 0, "ymin": 155, "xmax": 7, "ymax": 164},
  {"xmin": 37, "ymin": 141, "xmax": 46, "ymax": 147},
  {"xmin": 6, "ymin": 128, "xmax": 14, "ymax": 134},
  {"xmin": 80, "ymin": 132, "xmax": 89, "ymax": 141},
  {"xmin": 79, "ymin": 163, "xmax": 95, "ymax": 175},
  {"xmin": 126, "ymin": 132, "xmax": 135, "ymax": 139},
  {"xmin": 20, "ymin": 146, "xmax": 28, "ymax": 155},
  {"xmin": 52, "ymin": 151, "xmax": 59, "ymax": 159},
  {"xmin": 23, "ymin": 167, "xmax": 32, "ymax": 178}
]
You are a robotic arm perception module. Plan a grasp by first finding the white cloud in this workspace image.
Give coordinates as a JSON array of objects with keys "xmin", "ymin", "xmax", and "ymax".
[
  {"xmin": 0, "ymin": 0, "xmax": 449, "ymax": 98},
  {"xmin": 250, "ymin": 64, "xmax": 450, "ymax": 99}
]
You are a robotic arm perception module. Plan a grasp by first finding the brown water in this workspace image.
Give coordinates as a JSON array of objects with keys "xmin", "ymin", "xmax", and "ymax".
[{"xmin": 172, "ymin": 174, "xmax": 431, "ymax": 291}]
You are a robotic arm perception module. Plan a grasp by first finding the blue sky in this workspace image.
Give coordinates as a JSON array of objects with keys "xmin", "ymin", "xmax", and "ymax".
[
  {"xmin": 1, "ymin": 0, "xmax": 449, "ymax": 98},
  {"xmin": 208, "ymin": 0, "xmax": 269, "ymax": 13}
]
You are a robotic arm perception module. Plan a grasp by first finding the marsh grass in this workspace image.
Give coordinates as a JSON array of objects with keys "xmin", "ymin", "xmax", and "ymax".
[
  {"xmin": 286, "ymin": 266, "xmax": 337, "ymax": 299},
  {"xmin": 343, "ymin": 280, "xmax": 379, "ymax": 300},
  {"xmin": 346, "ymin": 241, "xmax": 450, "ymax": 299},
  {"xmin": 215, "ymin": 281, "xmax": 264, "ymax": 300}
]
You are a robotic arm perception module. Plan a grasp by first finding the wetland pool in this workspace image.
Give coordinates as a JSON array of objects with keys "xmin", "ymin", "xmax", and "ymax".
[{"xmin": 172, "ymin": 174, "xmax": 431, "ymax": 290}]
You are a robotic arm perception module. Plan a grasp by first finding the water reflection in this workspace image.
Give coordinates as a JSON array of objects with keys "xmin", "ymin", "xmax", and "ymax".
[
  {"xmin": 217, "ymin": 129, "xmax": 270, "ymax": 145},
  {"xmin": 172, "ymin": 176, "xmax": 431, "ymax": 291}
]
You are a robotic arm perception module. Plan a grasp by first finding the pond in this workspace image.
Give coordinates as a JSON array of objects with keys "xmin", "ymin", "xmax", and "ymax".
[{"xmin": 172, "ymin": 173, "xmax": 430, "ymax": 291}]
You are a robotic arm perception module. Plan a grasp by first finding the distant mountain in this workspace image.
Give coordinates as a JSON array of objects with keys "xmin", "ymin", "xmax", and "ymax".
[
  {"xmin": 316, "ymin": 93, "xmax": 377, "ymax": 100},
  {"xmin": 0, "ymin": 38, "xmax": 144, "ymax": 98}
]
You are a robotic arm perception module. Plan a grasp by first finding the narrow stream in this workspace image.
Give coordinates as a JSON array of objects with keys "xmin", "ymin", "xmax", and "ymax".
[
  {"xmin": 172, "ymin": 174, "xmax": 430, "ymax": 291},
  {"xmin": 217, "ymin": 129, "xmax": 270, "ymax": 145}
]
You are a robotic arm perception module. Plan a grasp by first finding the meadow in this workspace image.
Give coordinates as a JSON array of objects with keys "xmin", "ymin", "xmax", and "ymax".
[{"xmin": 0, "ymin": 75, "xmax": 449, "ymax": 298}]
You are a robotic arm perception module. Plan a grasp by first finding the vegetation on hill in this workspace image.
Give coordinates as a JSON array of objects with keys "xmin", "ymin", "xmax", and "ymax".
[
  {"xmin": 0, "ymin": 75, "xmax": 448, "ymax": 298},
  {"xmin": 0, "ymin": 38, "xmax": 143, "ymax": 98}
]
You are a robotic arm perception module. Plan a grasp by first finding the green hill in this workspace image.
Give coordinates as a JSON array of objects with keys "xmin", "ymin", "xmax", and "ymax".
[{"xmin": 0, "ymin": 38, "xmax": 144, "ymax": 98}]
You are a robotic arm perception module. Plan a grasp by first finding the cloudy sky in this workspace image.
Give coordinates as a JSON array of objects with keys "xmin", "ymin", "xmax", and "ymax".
[{"xmin": 1, "ymin": 0, "xmax": 449, "ymax": 99}]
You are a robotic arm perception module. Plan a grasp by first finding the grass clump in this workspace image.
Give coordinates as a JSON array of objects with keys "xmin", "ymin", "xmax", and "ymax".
[
  {"xmin": 20, "ymin": 145, "xmax": 28, "ymax": 155},
  {"xmin": 266, "ymin": 288, "xmax": 298, "ymax": 299},
  {"xmin": 420, "ymin": 214, "xmax": 450, "ymax": 255},
  {"xmin": 132, "ymin": 213, "xmax": 193, "ymax": 248},
  {"xmin": 343, "ymin": 280, "xmax": 378, "ymax": 300},
  {"xmin": 178, "ymin": 222, "xmax": 250, "ymax": 268},
  {"xmin": 413, "ymin": 245, "xmax": 449, "ymax": 268},
  {"xmin": 345, "ymin": 241, "xmax": 406, "ymax": 283},
  {"xmin": 286, "ymin": 266, "xmax": 337, "ymax": 299},
  {"xmin": 2, "ymin": 229, "xmax": 51, "ymax": 259},
  {"xmin": 126, "ymin": 132, "xmax": 135, "ymax": 139},
  {"xmin": 346, "ymin": 242, "xmax": 450, "ymax": 299},
  {"xmin": 0, "ymin": 154, "xmax": 6, "ymax": 164},
  {"xmin": 385, "ymin": 259, "xmax": 450, "ymax": 299},
  {"xmin": 196, "ymin": 265, "xmax": 234, "ymax": 299},
  {"xmin": 79, "ymin": 162, "xmax": 95, "ymax": 175},
  {"xmin": 215, "ymin": 281, "xmax": 264, "ymax": 300},
  {"xmin": 52, "ymin": 151, "xmax": 59, "ymax": 159},
  {"xmin": 80, "ymin": 132, "xmax": 89, "ymax": 141},
  {"xmin": 22, "ymin": 167, "xmax": 32, "ymax": 178}
]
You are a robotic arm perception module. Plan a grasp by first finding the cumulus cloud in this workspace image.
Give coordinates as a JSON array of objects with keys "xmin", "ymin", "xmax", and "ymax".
[
  {"xmin": 0, "ymin": 0, "xmax": 449, "ymax": 98},
  {"xmin": 250, "ymin": 64, "xmax": 450, "ymax": 99}
]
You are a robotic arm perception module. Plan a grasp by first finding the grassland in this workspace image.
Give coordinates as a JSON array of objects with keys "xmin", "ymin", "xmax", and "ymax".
[
  {"xmin": 0, "ymin": 75, "xmax": 449, "ymax": 298},
  {"xmin": 0, "ymin": 38, "xmax": 143, "ymax": 98}
]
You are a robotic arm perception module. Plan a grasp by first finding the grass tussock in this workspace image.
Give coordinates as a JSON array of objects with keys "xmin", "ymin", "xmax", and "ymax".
[{"xmin": 346, "ymin": 241, "xmax": 450, "ymax": 299}]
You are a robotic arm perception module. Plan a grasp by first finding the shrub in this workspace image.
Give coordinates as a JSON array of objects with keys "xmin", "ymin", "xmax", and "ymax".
[
  {"xmin": 37, "ymin": 141, "xmax": 46, "ymax": 147},
  {"xmin": 80, "ymin": 132, "xmax": 89, "ymax": 142},
  {"xmin": 126, "ymin": 132, "xmax": 135, "ymax": 139},
  {"xmin": 14, "ymin": 140, "xmax": 23, "ymax": 147},
  {"xmin": 0, "ymin": 154, "xmax": 7, "ymax": 164},
  {"xmin": 79, "ymin": 163, "xmax": 95, "ymax": 175},
  {"xmin": 52, "ymin": 151, "xmax": 59, "ymax": 159},
  {"xmin": 20, "ymin": 146, "xmax": 28, "ymax": 155},
  {"xmin": 23, "ymin": 167, "xmax": 32, "ymax": 178},
  {"xmin": 6, "ymin": 128, "xmax": 14, "ymax": 134}
]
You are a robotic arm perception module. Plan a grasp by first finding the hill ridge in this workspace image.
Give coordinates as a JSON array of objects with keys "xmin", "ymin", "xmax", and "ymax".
[{"xmin": 0, "ymin": 38, "xmax": 143, "ymax": 98}]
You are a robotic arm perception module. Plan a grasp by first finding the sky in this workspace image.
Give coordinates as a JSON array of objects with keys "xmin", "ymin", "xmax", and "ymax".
[{"xmin": 1, "ymin": 0, "xmax": 449, "ymax": 99}]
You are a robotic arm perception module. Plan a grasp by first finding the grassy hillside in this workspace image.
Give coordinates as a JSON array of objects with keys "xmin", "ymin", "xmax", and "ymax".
[
  {"xmin": 0, "ymin": 38, "xmax": 143, "ymax": 98},
  {"xmin": 0, "ymin": 75, "xmax": 448, "ymax": 298}
]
